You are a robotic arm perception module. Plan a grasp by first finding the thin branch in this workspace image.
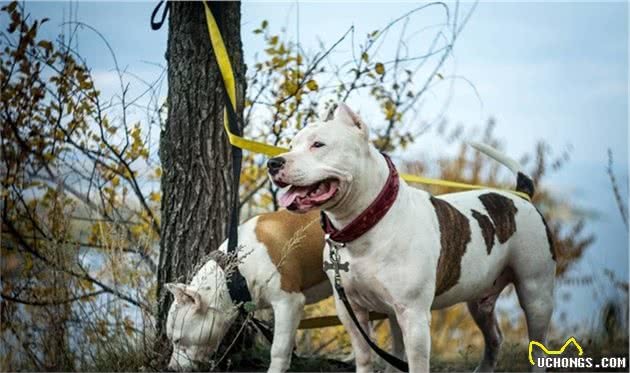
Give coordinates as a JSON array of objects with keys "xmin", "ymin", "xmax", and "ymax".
[
  {"xmin": 3, "ymin": 219, "xmax": 151, "ymax": 312},
  {"xmin": 607, "ymin": 148, "xmax": 628, "ymax": 228},
  {"xmin": 1, "ymin": 290, "xmax": 107, "ymax": 306}
]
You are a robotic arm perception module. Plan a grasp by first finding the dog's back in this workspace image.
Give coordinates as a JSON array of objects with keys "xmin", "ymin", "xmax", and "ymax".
[
  {"xmin": 430, "ymin": 189, "xmax": 555, "ymax": 309},
  {"xmin": 248, "ymin": 209, "xmax": 329, "ymax": 297}
]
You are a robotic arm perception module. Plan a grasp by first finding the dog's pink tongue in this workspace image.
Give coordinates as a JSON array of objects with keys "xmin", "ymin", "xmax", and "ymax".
[
  {"xmin": 278, "ymin": 186, "xmax": 310, "ymax": 208},
  {"xmin": 309, "ymin": 180, "xmax": 338, "ymax": 202}
]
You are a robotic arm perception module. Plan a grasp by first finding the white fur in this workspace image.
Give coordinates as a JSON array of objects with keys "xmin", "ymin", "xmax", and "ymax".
[
  {"xmin": 468, "ymin": 141, "xmax": 522, "ymax": 175},
  {"xmin": 272, "ymin": 103, "xmax": 556, "ymax": 373},
  {"xmin": 165, "ymin": 217, "xmax": 332, "ymax": 372}
]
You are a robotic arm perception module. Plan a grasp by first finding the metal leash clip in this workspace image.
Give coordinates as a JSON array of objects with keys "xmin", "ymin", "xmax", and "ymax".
[{"xmin": 323, "ymin": 234, "xmax": 349, "ymax": 285}]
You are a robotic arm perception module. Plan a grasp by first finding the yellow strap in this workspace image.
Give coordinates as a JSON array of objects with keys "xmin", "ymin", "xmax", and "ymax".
[
  {"xmin": 399, "ymin": 174, "xmax": 531, "ymax": 199},
  {"xmin": 203, "ymin": 5, "xmax": 530, "ymax": 198},
  {"xmin": 298, "ymin": 312, "xmax": 388, "ymax": 330},
  {"xmin": 204, "ymin": 3, "xmax": 286, "ymax": 157}
]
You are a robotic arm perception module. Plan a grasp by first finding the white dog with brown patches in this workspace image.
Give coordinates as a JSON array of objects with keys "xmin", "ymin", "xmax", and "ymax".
[
  {"xmin": 164, "ymin": 209, "xmax": 332, "ymax": 372},
  {"xmin": 268, "ymin": 103, "xmax": 556, "ymax": 372}
]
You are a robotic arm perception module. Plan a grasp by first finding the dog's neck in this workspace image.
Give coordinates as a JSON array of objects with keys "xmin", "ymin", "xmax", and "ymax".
[{"xmin": 325, "ymin": 145, "xmax": 391, "ymax": 229}]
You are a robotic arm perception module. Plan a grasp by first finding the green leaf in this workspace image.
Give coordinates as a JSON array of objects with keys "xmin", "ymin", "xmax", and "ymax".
[{"xmin": 244, "ymin": 301, "xmax": 256, "ymax": 313}]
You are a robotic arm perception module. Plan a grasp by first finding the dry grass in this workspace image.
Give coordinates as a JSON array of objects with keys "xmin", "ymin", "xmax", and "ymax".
[{"xmin": 199, "ymin": 335, "xmax": 628, "ymax": 372}]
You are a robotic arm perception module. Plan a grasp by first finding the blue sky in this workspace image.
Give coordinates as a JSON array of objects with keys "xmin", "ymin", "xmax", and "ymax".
[{"xmin": 23, "ymin": 1, "xmax": 628, "ymax": 329}]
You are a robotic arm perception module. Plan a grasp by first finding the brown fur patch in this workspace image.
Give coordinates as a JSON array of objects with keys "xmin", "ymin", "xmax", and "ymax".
[
  {"xmin": 479, "ymin": 193, "xmax": 518, "ymax": 243},
  {"xmin": 431, "ymin": 197, "xmax": 472, "ymax": 296},
  {"xmin": 254, "ymin": 209, "xmax": 327, "ymax": 293},
  {"xmin": 471, "ymin": 209, "xmax": 495, "ymax": 254}
]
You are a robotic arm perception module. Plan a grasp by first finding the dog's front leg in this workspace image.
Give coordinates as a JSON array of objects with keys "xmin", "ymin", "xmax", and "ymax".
[
  {"xmin": 268, "ymin": 294, "xmax": 305, "ymax": 373},
  {"xmin": 385, "ymin": 313, "xmax": 406, "ymax": 372},
  {"xmin": 334, "ymin": 293, "xmax": 373, "ymax": 373},
  {"xmin": 396, "ymin": 303, "xmax": 432, "ymax": 373}
]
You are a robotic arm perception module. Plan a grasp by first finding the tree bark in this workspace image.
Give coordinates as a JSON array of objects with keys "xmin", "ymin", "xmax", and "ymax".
[{"xmin": 154, "ymin": 1, "xmax": 245, "ymax": 358}]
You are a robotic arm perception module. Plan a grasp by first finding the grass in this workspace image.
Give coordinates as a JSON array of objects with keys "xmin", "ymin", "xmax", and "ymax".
[
  {"xmin": 17, "ymin": 325, "xmax": 627, "ymax": 372},
  {"xmin": 213, "ymin": 343, "xmax": 354, "ymax": 372},
  {"xmin": 207, "ymin": 335, "xmax": 628, "ymax": 372},
  {"xmin": 431, "ymin": 337, "xmax": 629, "ymax": 372}
]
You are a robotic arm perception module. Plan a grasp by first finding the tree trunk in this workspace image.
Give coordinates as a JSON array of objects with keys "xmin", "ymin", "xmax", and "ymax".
[{"xmin": 154, "ymin": 1, "xmax": 245, "ymax": 360}]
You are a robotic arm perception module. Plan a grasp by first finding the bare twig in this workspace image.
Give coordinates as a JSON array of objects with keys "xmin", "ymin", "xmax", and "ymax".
[
  {"xmin": 607, "ymin": 148, "xmax": 628, "ymax": 228},
  {"xmin": 1, "ymin": 290, "xmax": 107, "ymax": 306}
]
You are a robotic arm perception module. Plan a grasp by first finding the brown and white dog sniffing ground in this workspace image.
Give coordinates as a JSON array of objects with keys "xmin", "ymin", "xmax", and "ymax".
[
  {"xmin": 268, "ymin": 103, "xmax": 556, "ymax": 372},
  {"xmin": 164, "ymin": 209, "xmax": 332, "ymax": 372}
]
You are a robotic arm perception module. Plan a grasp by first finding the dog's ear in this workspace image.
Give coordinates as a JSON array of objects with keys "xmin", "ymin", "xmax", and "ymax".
[
  {"xmin": 165, "ymin": 283, "xmax": 206, "ymax": 311},
  {"xmin": 333, "ymin": 103, "xmax": 369, "ymax": 139}
]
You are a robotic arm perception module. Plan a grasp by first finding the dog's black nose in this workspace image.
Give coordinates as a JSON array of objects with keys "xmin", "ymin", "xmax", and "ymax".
[{"xmin": 267, "ymin": 157, "xmax": 286, "ymax": 175}]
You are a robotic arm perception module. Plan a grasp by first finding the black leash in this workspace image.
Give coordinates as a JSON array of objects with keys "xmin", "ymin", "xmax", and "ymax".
[
  {"xmin": 326, "ymin": 236, "xmax": 409, "ymax": 372},
  {"xmin": 150, "ymin": 0, "xmax": 170, "ymax": 30},
  {"xmin": 222, "ymin": 85, "xmax": 254, "ymax": 308}
]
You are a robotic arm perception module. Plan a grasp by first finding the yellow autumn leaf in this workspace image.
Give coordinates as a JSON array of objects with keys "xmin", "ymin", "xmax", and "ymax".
[
  {"xmin": 24, "ymin": 255, "xmax": 32, "ymax": 271},
  {"xmin": 79, "ymin": 279, "xmax": 95, "ymax": 291},
  {"xmin": 375, "ymin": 62, "xmax": 385, "ymax": 75},
  {"xmin": 149, "ymin": 192, "xmax": 161, "ymax": 202},
  {"xmin": 306, "ymin": 79, "xmax": 319, "ymax": 91},
  {"xmin": 37, "ymin": 40, "xmax": 52, "ymax": 51},
  {"xmin": 284, "ymin": 81, "xmax": 298, "ymax": 95},
  {"xmin": 384, "ymin": 101, "xmax": 396, "ymax": 120},
  {"xmin": 123, "ymin": 318, "xmax": 134, "ymax": 337},
  {"xmin": 259, "ymin": 193, "xmax": 273, "ymax": 207}
]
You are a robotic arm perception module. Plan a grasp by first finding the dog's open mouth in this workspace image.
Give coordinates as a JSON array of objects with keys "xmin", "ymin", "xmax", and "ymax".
[{"xmin": 278, "ymin": 179, "xmax": 339, "ymax": 211}]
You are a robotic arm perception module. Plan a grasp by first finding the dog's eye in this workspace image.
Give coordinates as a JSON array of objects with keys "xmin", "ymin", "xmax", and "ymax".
[{"xmin": 312, "ymin": 141, "xmax": 325, "ymax": 149}]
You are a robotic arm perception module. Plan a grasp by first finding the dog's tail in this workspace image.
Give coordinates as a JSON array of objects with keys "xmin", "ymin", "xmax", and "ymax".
[{"xmin": 468, "ymin": 141, "xmax": 535, "ymax": 198}]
